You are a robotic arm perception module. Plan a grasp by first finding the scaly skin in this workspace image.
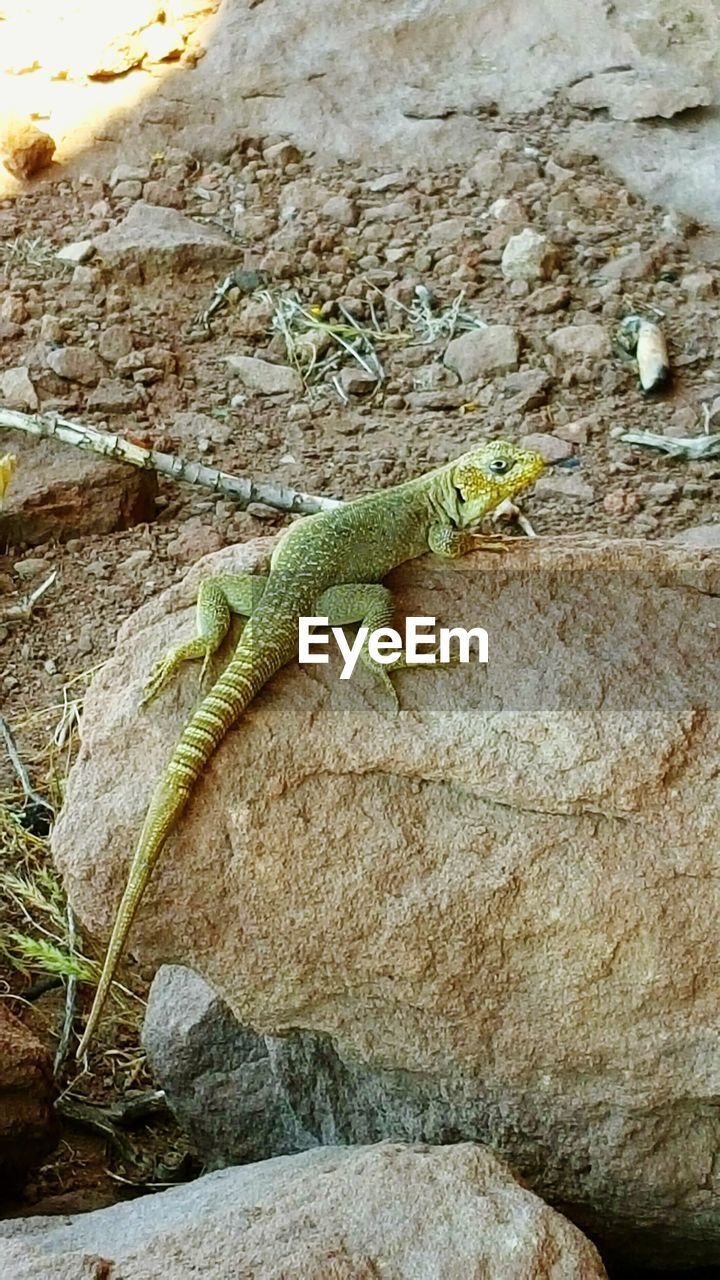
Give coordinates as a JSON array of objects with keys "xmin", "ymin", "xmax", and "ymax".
[{"xmin": 76, "ymin": 439, "xmax": 545, "ymax": 1057}]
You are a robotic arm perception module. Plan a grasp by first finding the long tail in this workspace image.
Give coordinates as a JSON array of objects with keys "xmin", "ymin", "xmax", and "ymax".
[{"xmin": 76, "ymin": 631, "xmax": 291, "ymax": 1058}]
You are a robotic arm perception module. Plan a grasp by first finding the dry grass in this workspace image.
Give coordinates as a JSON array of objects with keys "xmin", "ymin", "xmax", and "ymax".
[
  {"xmin": 0, "ymin": 675, "xmax": 142, "ymax": 1062},
  {"xmin": 0, "ymin": 234, "xmax": 74, "ymax": 281}
]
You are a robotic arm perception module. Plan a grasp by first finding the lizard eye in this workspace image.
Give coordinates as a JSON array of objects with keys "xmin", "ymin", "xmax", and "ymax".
[{"xmin": 488, "ymin": 457, "xmax": 513, "ymax": 475}]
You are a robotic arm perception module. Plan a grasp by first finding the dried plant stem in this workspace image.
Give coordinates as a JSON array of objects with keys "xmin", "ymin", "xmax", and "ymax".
[{"xmin": 0, "ymin": 407, "xmax": 342, "ymax": 516}]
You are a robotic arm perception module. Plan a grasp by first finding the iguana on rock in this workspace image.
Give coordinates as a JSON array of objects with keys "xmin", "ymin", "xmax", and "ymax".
[{"xmin": 76, "ymin": 439, "xmax": 545, "ymax": 1057}]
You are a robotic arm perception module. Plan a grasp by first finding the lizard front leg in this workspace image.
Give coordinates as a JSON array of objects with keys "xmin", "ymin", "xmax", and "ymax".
[
  {"xmin": 142, "ymin": 572, "xmax": 268, "ymax": 706},
  {"xmin": 428, "ymin": 524, "xmax": 519, "ymax": 558},
  {"xmin": 317, "ymin": 583, "xmax": 401, "ymax": 708}
]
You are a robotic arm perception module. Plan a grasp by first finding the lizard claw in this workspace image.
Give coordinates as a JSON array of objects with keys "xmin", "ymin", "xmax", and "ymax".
[{"xmin": 141, "ymin": 658, "xmax": 176, "ymax": 707}]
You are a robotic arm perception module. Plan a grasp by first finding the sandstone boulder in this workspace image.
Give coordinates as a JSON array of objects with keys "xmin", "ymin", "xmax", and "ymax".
[
  {"xmin": 0, "ymin": 429, "xmax": 157, "ymax": 546},
  {"xmin": 53, "ymin": 535, "xmax": 720, "ymax": 1266},
  {"xmin": 0, "ymin": 1141, "xmax": 607, "ymax": 1278}
]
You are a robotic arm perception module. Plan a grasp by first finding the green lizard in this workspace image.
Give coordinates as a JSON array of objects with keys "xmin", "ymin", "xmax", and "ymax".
[{"xmin": 75, "ymin": 438, "xmax": 545, "ymax": 1058}]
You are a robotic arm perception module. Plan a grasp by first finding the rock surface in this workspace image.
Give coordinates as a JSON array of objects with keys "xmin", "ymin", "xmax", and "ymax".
[
  {"xmin": 0, "ymin": 1006, "xmax": 59, "ymax": 1187},
  {"xmin": 54, "ymin": 534, "xmax": 720, "ymax": 1266},
  {"xmin": 0, "ymin": 430, "xmax": 158, "ymax": 545},
  {"xmin": 0, "ymin": 1141, "xmax": 607, "ymax": 1279}
]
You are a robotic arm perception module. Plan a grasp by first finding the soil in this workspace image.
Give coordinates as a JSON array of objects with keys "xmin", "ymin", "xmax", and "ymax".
[{"xmin": 1, "ymin": 105, "xmax": 719, "ymax": 1221}]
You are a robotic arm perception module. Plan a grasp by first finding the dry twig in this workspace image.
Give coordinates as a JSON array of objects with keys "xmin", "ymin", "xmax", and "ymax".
[{"xmin": 0, "ymin": 407, "xmax": 341, "ymax": 516}]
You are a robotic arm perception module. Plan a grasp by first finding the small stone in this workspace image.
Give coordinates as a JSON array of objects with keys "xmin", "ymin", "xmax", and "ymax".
[
  {"xmin": 503, "ymin": 369, "xmax": 550, "ymax": 410},
  {"xmin": 112, "ymin": 179, "xmax": 143, "ymax": 200},
  {"xmin": 166, "ymin": 517, "xmax": 224, "ymax": 563},
  {"xmin": 224, "ymin": 355, "xmax": 302, "ymax": 396},
  {"xmin": 338, "ymin": 368, "xmax": 378, "ymax": 397},
  {"xmin": 320, "ymin": 195, "xmax": 358, "ymax": 226},
  {"xmin": 171, "ymin": 411, "xmax": 233, "ymax": 446},
  {"xmin": 599, "ymin": 247, "xmax": 655, "ymax": 281},
  {"xmin": 278, "ymin": 179, "xmax": 331, "ymax": 216},
  {"xmin": 71, "ymin": 265, "xmax": 98, "ymax": 290},
  {"xmin": 143, "ymin": 180, "xmax": 184, "ymax": 209},
  {"xmin": 39, "ymin": 315, "xmax": 63, "ymax": 342},
  {"xmin": 366, "ymin": 171, "xmax": 405, "ymax": 192},
  {"xmin": 233, "ymin": 211, "xmax": 273, "ymax": 240},
  {"xmin": 545, "ymin": 158, "xmax": 575, "ymax": 186},
  {"xmin": 535, "ymin": 472, "xmax": 595, "ymax": 502},
  {"xmin": 98, "ymin": 325, "xmax": 133, "ymax": 364},
  {"xmin": 56, "ymin": 240, "xmax": 95, "ymax": 265},
  {"xmin": 428, "ymin": 218, "xmax": 467, "ymax": 249},
  {"xmin": 86, "ymin": 380, "xmax": 144, "ymax": 412},
  {"xmin": 363, "ymin": 201, "xmax": 415, "ymax": 224},
  {"xmin": 547, "ymin": 325, "xmax": 609, "ymax": 360},
  {"xmin": 669, "ymin": 523, "xmax": 720, "ymax": 548},
  {"xmin": 501, "ymin": 228, "xmax": 557, "ymax": 283},
  {"xmin": 263, "ymin": 141, "xmax": 302, "ymax": 167},
  {"xmin": 603, "ymin": 491, "xmax": 641, "ymax": 517},
  {"xmin": 75, "ymin": 628, "xmax": 93, "ymax": 656},
  {"xmin": 46, "ymin": 346, "xmax": 105, "ymax": 386},
  {"xmin": 14, "ymin": 557, "xmax": 49, "ymax": 580},
  {"xmin": 110, "ymin": 163, "xmax": 151, "ymax": 185},
  {"xmin": 0, "ymin": 118, "xmax": 56, "ymax": 179},
  {"xmin": 444, "ymin": 326, "xmax": 519, "ymax": 381},
  {"xmin": 553, "ymin": 420, "xmax": 591, "ymax": 445},
  {"xmin": 520, "ymin": 433, "xmax": 573, "ymax": 463},
  {"xmin": 681, "ymin": 271, "xmax": 714, "ymax": 299},
  {"xmin": 646, "ymin": 481, "xmax": 680, "ymax": 503},
  {"xmin": 527, "ymin": 284, "xmax": 571, "ymax": 314},
  {"xmin": 0, "ymin": 366, "xmax": 38, "ymax": 410}
]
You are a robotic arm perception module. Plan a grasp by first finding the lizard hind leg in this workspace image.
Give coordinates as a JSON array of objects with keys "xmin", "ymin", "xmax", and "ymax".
[
  {"xmin": 317, "ymin": 582, "xmax": 401, "ymax": 710},
  {"xmin": 141, "ymin": 572, "xmax": 268, "ymax": 707}
]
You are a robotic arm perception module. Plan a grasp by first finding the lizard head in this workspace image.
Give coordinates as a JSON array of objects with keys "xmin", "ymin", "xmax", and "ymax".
[{"xmin": 450, "ymin": 439, "xmax": 545, "ymax": 527}]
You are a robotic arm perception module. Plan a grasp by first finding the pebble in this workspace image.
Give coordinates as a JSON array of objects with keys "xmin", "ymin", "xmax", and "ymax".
[
  {"xmin": 599, "ymin": 246, "xmax": 656, "ymax": 281},
  {"xmin": 681, "ymin": 271, "xmax": 714, "ymax": 300},
  {"xmin": 46, "ymin": 347, "xmax": 106, "ymax": 386},
  {"xmin": 338, "ymin": 368, "xmax": 378, "ymax": 397},
  {"xmin": 321, "ymin": 195, "xmax": 358, "ymax": 226},
  {"xmin": 546, "ymin": 324, "xmax": 609, "ymax": 359},
  {"xmin": 534, "ymin": 472, "xmax": 595, "ymax": 502},
  {"xmin": 444, "ymin": 326, "xmax": 519, "ymax": 381},
  {"xmin": 56, "ymin": 240, "xmax": 95, "ymax": 265},
  {"xmin": 603, "ymin": 491, "xmax": 641, "ymax": 516},
  {"xmin": 14, "ymin": 558, "xmax": 49, "ymax": 580},
  {"xmin": 520, "ymin": 433, "xmax": 573, "ymax": 463},
  {"xmin": 224, "ymin": 355, "xmax": 303, "ymax": 396},
  {"xmin": 669, "ymin": 523, "xmax": 720, "ymax": 548},
  {"xmin": 0, "ymin": 118, "xmax": 56, "ymax": 179},
  {"xmin": 86, "ymin": 380, "xmax": 144, "ymax": 412},
  {"xmin": 527, "ymin": 284, "xmax": 571, "ymax": 314},
  {"xmin": 501, "ymin": 228, "xmax": 556, "ymax": 282},
  {"xmin": 98, "ymin": 325, "xmax": 134, "ymax": 364},
  {"xmin": 110, "ymin": 164, "xmax": 151, "ymax": 186},
  {"xmin": 0, "ymin": 366, "xmax": 38, "ymax": 410}
]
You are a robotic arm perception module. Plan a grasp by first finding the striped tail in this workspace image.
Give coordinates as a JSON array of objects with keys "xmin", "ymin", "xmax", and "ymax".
[{"xmin": 76, "ymin": 633, "xmax": 291, "ymax": 1058}]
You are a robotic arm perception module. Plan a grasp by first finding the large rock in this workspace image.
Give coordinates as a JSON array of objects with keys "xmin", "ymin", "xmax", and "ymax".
[
  {"xmin": 0, "ymin": 429, "xmax": 157, "ymax": 546},
  {"xmin": 53, "ymin": 535, "xmax": 720, "ymax": 1266},
  {"xmin": 0, "ymin": 1141, "xmax": 607, "ymax": 1278},
  {"xmin": 92, "ymin": 203, "xmax": 237, "ymax": 280},
  {"xmin": 0, "ymin": 1006, "xmax": 59, "ymax": 1186}
]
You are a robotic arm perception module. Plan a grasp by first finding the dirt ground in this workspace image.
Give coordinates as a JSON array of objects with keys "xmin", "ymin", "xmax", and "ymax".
[{"xmin": 1, "ymin": 104, "xmax": 719, "ymax": 1217}]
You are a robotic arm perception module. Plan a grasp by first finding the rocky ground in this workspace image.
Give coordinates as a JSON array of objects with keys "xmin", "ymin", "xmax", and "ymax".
[{"xmin": 1, "ymin": 104, "xmax": 719, "ymax": 1232}]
